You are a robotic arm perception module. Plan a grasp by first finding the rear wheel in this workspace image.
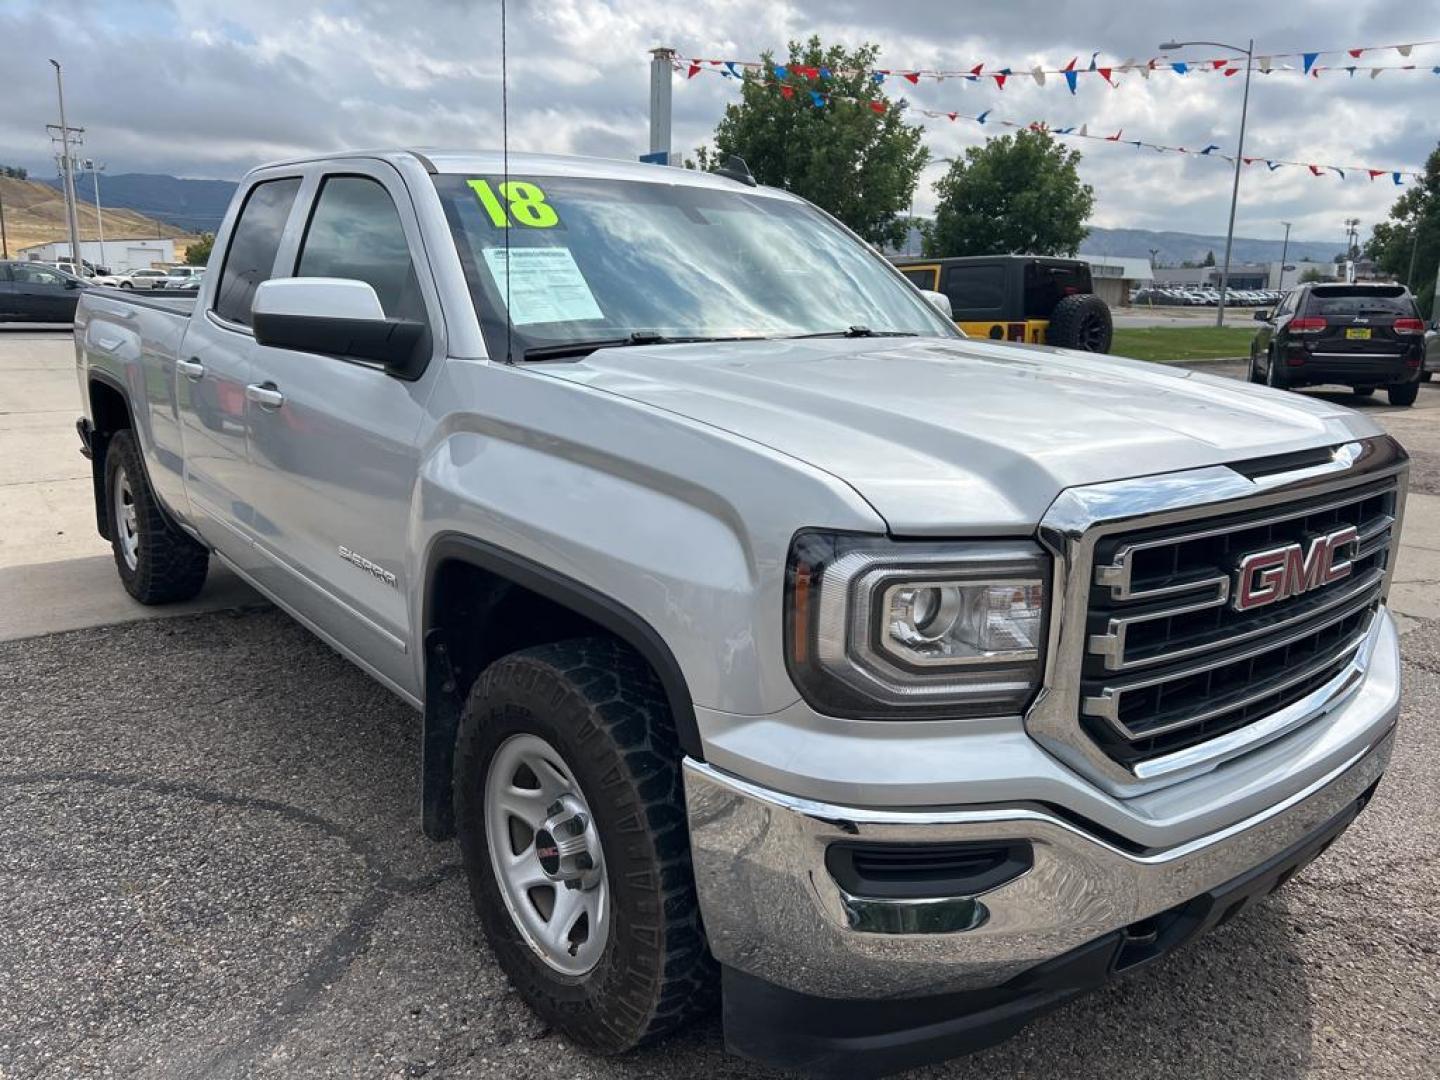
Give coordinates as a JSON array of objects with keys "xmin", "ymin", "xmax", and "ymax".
[
  {"xmin": 453, "ymin": 637, "xmax": 716, "ymax": 1054},
  {"xmin": 104, "ymin": 430, "xmax": 209, "ymax": 603},
  {"xmin": 1045, "ymin": 294, "xmax": 1113, "ymax": 353},
  {"xmin": 1388, "ymin": 380, "xmax": 1419, "ymax": 407},
  {"xmin": 1266, "ymin": 349, "xmax": 1288, "ymax": 390},
  {"xmin": 1247, "ymin": 348, "xmax": 1263, "ymax": 384}
]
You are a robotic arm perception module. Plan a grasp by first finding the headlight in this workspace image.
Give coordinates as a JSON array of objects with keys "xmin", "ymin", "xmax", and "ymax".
[{"xmin": 785, "ymin": 531, "xmax": 1050, "ymax": 718}]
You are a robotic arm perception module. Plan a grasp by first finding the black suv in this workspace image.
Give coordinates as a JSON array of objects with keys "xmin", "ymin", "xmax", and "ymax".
[{"xmin": 1250, "ymin": 282, "xmax": 1427, "ymax": 406}]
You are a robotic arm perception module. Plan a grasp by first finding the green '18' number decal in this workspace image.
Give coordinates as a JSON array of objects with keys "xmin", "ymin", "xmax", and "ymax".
[{"xmin": 467, "ymin": 179, "xmax": 559, "ymax": 228}]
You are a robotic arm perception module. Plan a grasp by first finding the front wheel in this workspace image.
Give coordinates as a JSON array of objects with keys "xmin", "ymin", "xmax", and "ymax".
[
  {"xmin": 1388, "ymin": 380, "xmax": 1419, "ymax": 407},
  {"xmin": 453, "ymin": 638, "xmax": 716, "ymax": 1054}
]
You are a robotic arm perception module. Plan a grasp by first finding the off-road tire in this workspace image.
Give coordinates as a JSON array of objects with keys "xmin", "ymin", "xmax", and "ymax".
[
  {"xmin": 1387, "ymin": 380, "xmax": 1419, "ymax": 407},
  {"xmin": 1045, "ymin": 293, "xmax": 1113, "ymax": 353},
  {"xmin": 104, "ymin": 429, "xmax": 209, "ymax": 603},
  {"xmin": 453, "ymin": 637, "xmax": 716, "ymax": 1054},
  {"xmin": 1352, "ymin": 386, "xmax": 1376, "ymax": 398}
]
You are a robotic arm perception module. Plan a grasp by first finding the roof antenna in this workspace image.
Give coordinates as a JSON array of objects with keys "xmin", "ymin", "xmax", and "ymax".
[
  {"xmin": 500, "ymin": 0, "xmax": 514, "ymax": 363},
  {"xmin": 717, "ymin": 155, "xmax": 757, "ymax": 187}
]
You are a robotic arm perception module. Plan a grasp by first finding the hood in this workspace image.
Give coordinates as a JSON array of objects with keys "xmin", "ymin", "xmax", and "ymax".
[{"xmin": 536, "ymin": 336, "xmax": 1382, "ymax": 535}]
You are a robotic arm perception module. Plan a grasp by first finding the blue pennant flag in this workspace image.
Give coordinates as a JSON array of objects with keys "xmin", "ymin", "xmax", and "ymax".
[
  {"xmin": 1302, "ymin": 52, "xmax": 1319, "ymax": 74},
  {"xmin": 1266, "ymin": 160, "xmax": 1281, "ymax": 170},
  {"xmin": 872, "ymin": 71, "xmax": 885, "ymax": 84},
  {"xmin": 1088, "ymin": 50, "xmax": 1100, "ymax": 70},
  {"xmin": 1199, "ymin": 144, "xmax": 1220, "ymax": 155},
  {"xmin": 724, "ymin": 62, "xmax": 741, "ymax": 78},
  {"xmin": 1330, "ymin": 166, "xmax": 1345, "ymax": 179},
  {"xmin": 1394, "ymin": 172, "xmax": 1404, "ymax": 185},
  {"xmin": 1055, "ymin": 126, "xmax": 1075, "ymax": 134},
  {"xmin": 819, "ymin": 66, "xmax": 831, "ymax": 79},
  {"xmin": 1345, "ymin": 66, "xmax": 1356, "ymax": 76},
  {"xmin": 1064, "ymin": 69, "xmax": 1078, "ymax": 94},
  {"xmin": 1171, "ymin": 61, "xmax": 1188, "ymax": 74},
  {"xmin": 976, "ymin": 109, "xmax": 991, "ymax": 124},
  {"xmin": 773, "ymin": 64, "xmax": 788, "ymax": 79},
  {"xmin": 809, "ymin": 90, "xmax": 825, "ymax": 107}
]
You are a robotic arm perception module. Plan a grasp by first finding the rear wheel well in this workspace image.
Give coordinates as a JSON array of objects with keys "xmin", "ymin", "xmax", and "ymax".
[
  {"xmin": 420, "ymin": 540, "xmax": 701, "ymax": 840},
  {"xmin": 87, "ymin": 378, "xmax": 133, "ymax": 539}
]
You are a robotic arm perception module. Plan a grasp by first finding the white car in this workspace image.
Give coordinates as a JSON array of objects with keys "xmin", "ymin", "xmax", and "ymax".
[
  {"xmin": 117, "ymin": 268, "xmax": 171, "ymax": 290},
  {"xmin": 159, "ymin": 267, "xmax": 206, "ymax": 290}
]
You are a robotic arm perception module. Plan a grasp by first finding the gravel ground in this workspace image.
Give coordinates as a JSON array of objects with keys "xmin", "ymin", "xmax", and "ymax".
[{"xmin": 1, "ymin": 609, "xmax": 1437, "ymax": 1080}]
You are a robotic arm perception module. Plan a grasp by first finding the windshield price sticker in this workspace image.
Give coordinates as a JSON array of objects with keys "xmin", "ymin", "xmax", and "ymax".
[
  {"xmin": 469, "ymin": 179, "xmax": 559, "ymax": 229},
  {"xmin": 481, "ymin": 247, "xmax": 604, "ymax": 325}
]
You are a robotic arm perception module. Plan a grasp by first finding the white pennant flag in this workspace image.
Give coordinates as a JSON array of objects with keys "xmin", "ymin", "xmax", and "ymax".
[
  {"xmin": 1258, "ymin": 55, "xmax": 1272, "ymax": 72},
  {"xmin": 1078, "ymin": 123, "xmax": 1088, "ymax": 137},
  {"xmin": 1371, "ymin": 67, "xmax": 1382, "ymax": 79},
  {"xmin": 1397, "ymin": 44, "xmax": 1413, "ymax": 57},
  {"xmin": 1031, "ymin": 65, "xmax": 1045, "ymax": 85},
  {"xmin": 1117, "ymin": 57, "xmax": 1136, "ymax": 73}
]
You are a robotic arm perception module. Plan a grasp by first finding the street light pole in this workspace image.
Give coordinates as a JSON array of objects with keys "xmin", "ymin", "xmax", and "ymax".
[
  {"xmin": 85, "ymin": 159, "xmax": 106, "ymax": 270},
  {"xmin": 1278, "ymin": 221, "xmax": 1291, "ymax": 289},
  {"xmin": 49, "ymin": 59, "xmax": 84, "ymax": 267},
  {"xmin": 1160, "ymin": 38, "xmax": 1253, "ymax": 327}
]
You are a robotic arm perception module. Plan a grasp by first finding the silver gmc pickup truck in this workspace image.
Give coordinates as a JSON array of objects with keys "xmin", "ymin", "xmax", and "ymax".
[{"xmin": 73, "ymin": 149, "xmax": 1406, "ymax": 1077}]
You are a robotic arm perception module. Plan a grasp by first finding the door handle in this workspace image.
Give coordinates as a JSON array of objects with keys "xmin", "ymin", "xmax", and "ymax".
[
  {"xmin": 246, "ymin": 383, "xmax": 285, "ymax": 409},
  {"xmin": 176, "ymin": 357, "xmax": 205, "ymax": 379}
]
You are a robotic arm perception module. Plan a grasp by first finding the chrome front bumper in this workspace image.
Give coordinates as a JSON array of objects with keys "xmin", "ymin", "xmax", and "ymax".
[{"xmin": 685, "ymin": 718, "xmax": 1395, "ymax": 1000}]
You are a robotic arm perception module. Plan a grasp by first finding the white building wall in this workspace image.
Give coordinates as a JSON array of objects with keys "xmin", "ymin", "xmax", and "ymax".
[{"xmin": 19, "ymin": 238, "xmax": 175, "ymax": 272}]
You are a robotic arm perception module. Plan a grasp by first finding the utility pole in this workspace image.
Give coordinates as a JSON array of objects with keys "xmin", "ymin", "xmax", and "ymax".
[
  {"xmin": 648, "ymin": 47, "xmax": 675, "ymax": 165},
  {"xmin": 1343, "ymin": 217, "xmax": 1360, "ymax": 282},
  {"xmin": 84, "ymin": 159, "xmax": 106, "ymax": 270},
  {"xmin": 1405, "ymin": 224, "xmax": 1420, "ymax": 290},
  {"xmin": 1278, "ymin": 221, "xmax": 1291, "ymax": 289},
  {"xmin": 49, "ymin": 59, "xmax": 83, "ymax": 266},
  {"xmin": 0, "ymin": 183, "xmax": 8, "ymax": 259}
]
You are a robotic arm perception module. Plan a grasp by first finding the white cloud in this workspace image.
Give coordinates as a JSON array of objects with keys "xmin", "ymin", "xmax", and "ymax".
[{"xmin": 0, "ymin": 0, "xmax": 1432, "ymax": 244}]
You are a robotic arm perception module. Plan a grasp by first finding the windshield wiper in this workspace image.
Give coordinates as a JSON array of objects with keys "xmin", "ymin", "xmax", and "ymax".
[
  {"xmin": 521, "ymin": 331, "xmax": 768, "ymax": 362},
  {"xmin": 784, "ymin": 326, "xmax": 920, "ymax": 340}
]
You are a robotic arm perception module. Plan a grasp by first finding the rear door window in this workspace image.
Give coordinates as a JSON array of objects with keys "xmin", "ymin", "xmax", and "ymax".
[
  {"xmin": 943, "ymin": 265, "xmax": 1006, "ymax": 316},
  {"xmin": 900, "ymin": 267, "xmax": 938, "ymax": 290},
  {"xmin": 214, "ymin": 177, "xmax": 302, "ymax": 327}
]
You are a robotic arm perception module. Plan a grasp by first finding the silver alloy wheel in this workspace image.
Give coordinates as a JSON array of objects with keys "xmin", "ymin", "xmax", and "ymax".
[
  {"xmin": 485, "ymin": 733, "xmax": 609, "ymax": 976},
  {"xmin": 112, "ymin": 464, "xmax": 140, "ymax": 572}
]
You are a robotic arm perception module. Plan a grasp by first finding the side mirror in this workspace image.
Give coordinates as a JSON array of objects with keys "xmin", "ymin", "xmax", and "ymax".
[
  {"xmin": 920, "ymin": 289, "xmax": 953, "ymax": 319},
  {"xmin": 1253, "ymin": 309, "xmax": 1270, "ymax": 322},
  {"xmin": 64, "ymin": 277, "xmax": 82, "ymax": 290},
  {"xmin": 251, "ymin": 277, "xmax": 428, "ymax": 379}
]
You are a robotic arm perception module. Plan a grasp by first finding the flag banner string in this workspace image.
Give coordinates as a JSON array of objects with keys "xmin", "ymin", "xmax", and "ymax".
[
  {"xmin": 676, "ymin": 67, "xmax": 1422, "ymax": 183},
  {"xmin": 675, "ymin": 38, "xmax": 1440, "ymax": 90}
]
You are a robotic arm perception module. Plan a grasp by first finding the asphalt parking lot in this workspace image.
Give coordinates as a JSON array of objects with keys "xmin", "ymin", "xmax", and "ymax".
[{"xmin": 3, "ymin": 329, "xmax": 1439, "ymax": 1079}]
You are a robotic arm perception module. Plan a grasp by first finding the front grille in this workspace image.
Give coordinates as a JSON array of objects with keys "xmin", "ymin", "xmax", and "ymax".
[{"xmin": 1080, "ymin": 478, "xmax": 1398, "ymax": 764}]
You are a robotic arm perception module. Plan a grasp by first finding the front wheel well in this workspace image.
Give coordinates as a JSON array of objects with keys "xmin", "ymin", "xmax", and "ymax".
[{"xmin": 420, "ymin": 538, "xmax": 701, "ymax": 840}]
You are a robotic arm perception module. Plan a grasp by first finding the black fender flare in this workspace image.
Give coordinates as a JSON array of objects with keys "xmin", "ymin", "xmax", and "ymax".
[
  {"xmin": 85, "ymin": 369, "xmax": 134, "ymax": 540},
  {"xmin": 419, "ymin": 532, "xmax": 704, "ymax": 840}
]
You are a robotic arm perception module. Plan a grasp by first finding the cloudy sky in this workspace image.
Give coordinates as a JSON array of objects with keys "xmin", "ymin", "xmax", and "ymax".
[{"xmin": 1, "ymin": 0, "xmax": 1434, "ymax": 245}]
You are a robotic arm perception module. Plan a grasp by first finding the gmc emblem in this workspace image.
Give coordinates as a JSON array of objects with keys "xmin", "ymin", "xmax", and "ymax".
[{"xmin": 1232, "ymin": 525, "xmax": 1359, "ymax": 612}]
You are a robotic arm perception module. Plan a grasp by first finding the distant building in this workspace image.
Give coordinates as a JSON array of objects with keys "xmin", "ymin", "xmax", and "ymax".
[
  {"xmin": 1077, "ymin": 254, "xmax": 1153, "ymax": 306},
  {"xmin": 17, "ymin": 238, "xmax": 175, "ymax": 273},
  {"xmin": 1156, "ymin": 261, "xmax": 1343, "ymax": 291}
]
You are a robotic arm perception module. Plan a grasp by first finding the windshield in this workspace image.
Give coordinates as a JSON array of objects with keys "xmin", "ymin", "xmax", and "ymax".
[{"xmin": 433, "ymin": 173, "xmax": 957, "ymax": 359}]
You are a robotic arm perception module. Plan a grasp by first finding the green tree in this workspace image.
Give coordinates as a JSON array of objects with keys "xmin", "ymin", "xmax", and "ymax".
[
  {"xmin": 1201, "ymin": 250, "xmax": 1216, "ymax": 267},
  {"xmin": 185, "ymin": 233, "xmax": 215, "ymax": 266},
  {"xmin": 703, "ymin": 37, "xmax": 929, "ymax": 248},
  {"xmin": 1298, "ymin": 266, "xmax": 1328, "ymax": 284},
  {"xmin": 924, "ymin": 129, "xmax": 1094, "ymax": 257},
  {"xmin": 1366, "ymin": 141, "xmax": 1440, "ymax": 314}
]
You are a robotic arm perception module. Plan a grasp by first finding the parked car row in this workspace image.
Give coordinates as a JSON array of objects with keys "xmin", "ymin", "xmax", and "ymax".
[
  {"xmin": 0, "ymin": 260, "xmax": 208, "ymax": 322},
  {"xmin": 1134, "ymin": 285, "xmax": 1284, "ymax": 308}
]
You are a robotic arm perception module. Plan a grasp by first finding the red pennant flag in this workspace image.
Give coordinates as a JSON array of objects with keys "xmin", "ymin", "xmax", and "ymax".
[
  {"xmin": 780, "ymin": 85, "xmax": 794, "ymax": 98},
  {"xmin": 1224, "ymin": 67, "xmax": 1239, "ymax": 76},
  {"xmin": 796, "ymin": 65, "xmax": 818, "ymax": 80},
  {"xmin": 1062, "ymin": 56, "xmax": 1078, "ymax": 72},
  {"xmin": 1212, "ymin": 58, "xmax": 1227, "ymax": 69},
  {"xmin": 993, "ymin": 72, "xmax": 1008, "ymax": 88},
  {"xmin": 970, "ymin": 63, "xmax": 984, "ymax": 78},
  {"xmin": 1308, "ymin": 165, "xmax": 1323, "ymax": 176},
  {"xmin": 1368, "ymin": 169, "xmax": 1385, "ymax": 180},
  {"xmin": 1311, "ymin": 67, "xmax": 1321, "ymax": 78},
  {"xmin": 1243, "ymin": 157, "xmax": 1257, "ymax": 165},
  {"xmin": 1098, "ymin": 67, "xmax": 1114, "ymax": 85},
  {"xmin": 1106, "ymin": 129, "xmax": 1123, "ymax": 141},
  {"xmin": 947, "ymin": 111, "xmax": 958, "ymax": 121},
  {"xmin": 869, "ymin": 100, "xmax": 886, "ymax": 114},
  {"xmin": 1349, "ymin": 48, "xmax": 1364, "ymax": 58},
  {"xmin": 687, "ymin": 63, "xmax": 701, "ymax": 78},
  {"xmin": 902, "ymin": 71, "xmax": 920, "ymax": 84}
]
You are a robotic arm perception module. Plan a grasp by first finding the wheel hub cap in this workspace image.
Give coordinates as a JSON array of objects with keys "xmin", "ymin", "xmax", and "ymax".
[{"xmin": 484, "ymin": 733, "xmax": 609, "ymax": 975}]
